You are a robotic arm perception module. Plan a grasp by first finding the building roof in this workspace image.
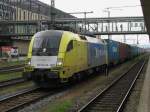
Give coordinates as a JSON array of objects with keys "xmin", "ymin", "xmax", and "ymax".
[
  {"xmin": 140, "ymin": 0, "xmax": 150, "ymax": 36},
  {"xmin": 8, "ymin": 0, "xmax": 75, "ymax": 18}
]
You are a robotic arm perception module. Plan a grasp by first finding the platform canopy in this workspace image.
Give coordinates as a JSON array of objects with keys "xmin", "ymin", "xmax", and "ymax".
[{"xmin": 140, "ymin": 0, "xmax": 150, "ymax": 36}]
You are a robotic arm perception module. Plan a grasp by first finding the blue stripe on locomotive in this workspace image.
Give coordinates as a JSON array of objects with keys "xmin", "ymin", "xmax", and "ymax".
[
  {"xmin": 105, "ymin": 39, "xmax": 120, "ymax": 64},
  {"xmin": 87, "ymin": 42, "xmax": 106, "ymax": 67}
]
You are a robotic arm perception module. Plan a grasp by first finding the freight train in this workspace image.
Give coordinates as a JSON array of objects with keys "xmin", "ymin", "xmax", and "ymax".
[{"xmin": 23, "ymin": 30, "xmax": 144, "ymax": 87}]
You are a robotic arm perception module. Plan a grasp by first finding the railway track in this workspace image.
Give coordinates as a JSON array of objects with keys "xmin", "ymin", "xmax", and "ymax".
[
  {"xmin": 0, "ymin": 77, "xmax": 27, "ymax": 88},
  {"xmin": 78, "ymin": 59, "xmax": 146, "ymax": 112},
  {"xmin": 0, "ymin": 64, "xmax": 24, "ymax": 73},
  {"xmin": 0, "ymin": 87, "xmax": 56, "ymax": 112}
]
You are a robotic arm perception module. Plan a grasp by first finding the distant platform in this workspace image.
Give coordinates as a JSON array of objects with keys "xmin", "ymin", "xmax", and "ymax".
[{"xmin": 138, "ymin": 55, "xmax": 150, "ymax": 112}]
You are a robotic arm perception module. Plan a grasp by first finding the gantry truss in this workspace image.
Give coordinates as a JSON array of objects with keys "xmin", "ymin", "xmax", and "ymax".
[{"xmin": 0, "ymin": 16, "xmax": 147, "ymax": 40}]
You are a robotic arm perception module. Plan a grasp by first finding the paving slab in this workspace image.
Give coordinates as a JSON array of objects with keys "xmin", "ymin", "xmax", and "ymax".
[{"xmin": 137, "ymin": 56, "xmax": 150, "ymax": 112}]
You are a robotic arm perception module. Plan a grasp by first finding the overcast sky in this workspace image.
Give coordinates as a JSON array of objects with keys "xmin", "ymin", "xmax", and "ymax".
[
  {"xmin": 39, "ymin": 0, "xmax": 150, "ymax": 46},
  {"xmin": 40, "ymin": 0, "xmax": 143, "ymax": 17}
]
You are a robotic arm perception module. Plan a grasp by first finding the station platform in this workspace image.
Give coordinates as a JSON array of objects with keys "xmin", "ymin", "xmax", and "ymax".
[{"xmin": 138, "ymin": 55, "xmax": 150, "ymax": 112}]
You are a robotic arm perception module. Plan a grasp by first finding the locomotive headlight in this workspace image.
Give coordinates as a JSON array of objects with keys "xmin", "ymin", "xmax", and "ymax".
[
  {"xmin": 26, "ymin": 59, "xmax": 31, "ymax": 66},
  {"xmin": 57, "ymin": 61, "xmax": 62, "ymax": 66},
  {"xmin": 56, "ymin": 58, "xmax": 63, "ymax": 66},
  {"xmin": 28, "ymin": 60, "xmax": 31, "ymax": 65}
]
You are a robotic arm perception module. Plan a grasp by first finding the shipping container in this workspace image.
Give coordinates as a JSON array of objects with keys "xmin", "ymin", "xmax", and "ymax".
[
  {"xmin": 127, "ymin": 44, "xmax": 132, "ymax": 59},
  {"xmin": 119, "ymin": 42, "xmax": 128, "ymax": 62},
  {"xmin": 131, "ymin": 46, "xmax": 138, "ymax": 57},
  {"xmin": 133, "ymin": 46, "xmax": 138, "ymax": 57},
  {"xmin": 125, "ymin": 44, "xmax": 131, "ymax": 59},
  {"xmin": 130, "ymin": 46, "xmax": 134, "ymax": 58},
  {"xmin": 0, "ymin": 47, "xmax": 2, "ymax": 57},
  {"xmin": 105, "ymin": 39, "xmax": 120, "ymax": 65}
]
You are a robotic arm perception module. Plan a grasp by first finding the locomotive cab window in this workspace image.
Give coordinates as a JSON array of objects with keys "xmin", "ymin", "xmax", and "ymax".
[
  {"xmin": 32, "ymin": 31, "xmax": 62, "ymax": 56},
  {"xmin": 67, "ymin": 40, "xmax": 73, "ymax": 52}
]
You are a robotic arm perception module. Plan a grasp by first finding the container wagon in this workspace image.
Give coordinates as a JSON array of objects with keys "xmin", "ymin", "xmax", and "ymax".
[{"xmin": 104, "ymin": 39, "xmax": 120, "ymax": 65}]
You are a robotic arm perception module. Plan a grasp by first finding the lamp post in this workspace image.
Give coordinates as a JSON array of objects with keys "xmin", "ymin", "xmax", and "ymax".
[
  {"xmin": 103, "ymin": 8, "xmax": 111, "ymax": 40},
  {"xmin": 50, "ymin": 0, "xmax": 56, "ymax": 29},
  {"xmin": 137, "ymin": 35, "xmax": 139, "ymax": 44}
]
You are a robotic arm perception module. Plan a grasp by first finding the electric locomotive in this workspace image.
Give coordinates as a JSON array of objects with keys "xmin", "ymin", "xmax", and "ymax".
[{"xmin": 23, "ymin": 30, "xmax": 107, "ymax": 87}]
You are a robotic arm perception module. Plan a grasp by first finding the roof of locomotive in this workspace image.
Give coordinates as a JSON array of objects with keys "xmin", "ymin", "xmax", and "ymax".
[
  {"xmin": 85, "ymin": 36, "xmax": 106, "ymax": 44},
  {"xmin": 34, "ymin": 30, "xmax": 63, "ymax": 37},
  {"xmin": 34, "ymin": 30, "xmax": 106, "ymax": 45}
]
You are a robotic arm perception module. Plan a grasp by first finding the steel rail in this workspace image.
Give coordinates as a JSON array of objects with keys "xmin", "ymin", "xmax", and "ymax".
[
  {"xmin": 0, "ymin": 87, "xmax": 39, "ymax": 102},
  {"xmin": 78, "ymin": 59, "xmax": 146, "ymax": 112},
  {"xmin": 0, "ymin": 87, "xmax": 41, "ymax": 112},
  {"xmin": 0, "ymin": 64, "xmax": 24, "ymax": 73},
  {"xmin": 3, "ymin": 89, "xmax": 60, "ymax": 112},
  {"xmin": 0, "ymin": 77, "xmax": 26, "ymax": 88},
  {"xmin": 0, "ymin": 64, "xmax": 24, "ymax": 70},
  {"xmin": 116, "ymin": 59, "xmax": 146, "ymax": 112}
]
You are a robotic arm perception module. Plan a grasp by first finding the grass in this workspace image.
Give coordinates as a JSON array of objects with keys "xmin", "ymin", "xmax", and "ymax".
[
  {"xmin": 0, "ymin": 60, "xmax": 25, "ymax": 68},
  {"xmin": 0, "ymin": 72, "xmax": 22, "ymax": 82},
  {"xmin": 42, "ymin": 99, "xmax": 73, "ymax": 112}
]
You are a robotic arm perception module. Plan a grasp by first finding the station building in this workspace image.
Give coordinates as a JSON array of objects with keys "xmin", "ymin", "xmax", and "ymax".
[
  {"xmin": 0, "ymin": 1, "xmax": 15, "ymax": 20},
  {"xmin": 0, "ymin": 0, "xmax": 74, "ymax": 56},
  {"xmin": 0, "ymin": 1, "xmax": 16, "ymax": 58}
]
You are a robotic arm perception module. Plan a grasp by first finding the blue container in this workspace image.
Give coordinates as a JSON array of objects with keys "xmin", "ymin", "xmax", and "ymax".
[
  {"xmin": 127, "ymin": 45, "xmax": 132, "ymax": 59},
  {"xmin": 105, "ymin": 39, "xmax": 120, "ymax": 65},
  {"xmin": 131, "ymin": 46, "xmax": 138, "ymax": 57},
  {"xmin": 136, "ymin": 47, "xmax": 139, "ymax": 56},
  {"xmin": 130, "ymin": 46, "xmax": 134, "ymax": 57}
]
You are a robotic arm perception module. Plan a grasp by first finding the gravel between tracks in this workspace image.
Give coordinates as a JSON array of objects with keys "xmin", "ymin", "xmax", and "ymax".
[{"xmin": 0, "ymin": 81, "xmax": 34, "ymax": 98}]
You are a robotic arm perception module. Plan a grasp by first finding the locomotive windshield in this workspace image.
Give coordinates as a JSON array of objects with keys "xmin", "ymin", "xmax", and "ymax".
[{"xmin": 32, "ymin": 30, "xmax": 62, "ymax": 56}]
